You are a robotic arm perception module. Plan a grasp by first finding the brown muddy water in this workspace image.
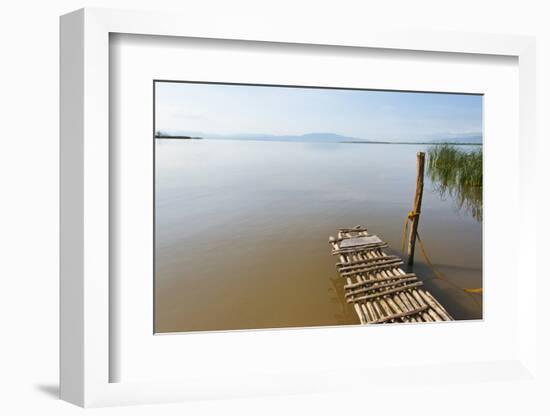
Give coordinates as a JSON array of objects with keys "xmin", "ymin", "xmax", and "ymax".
[{"xmin": 154, "ymin": 139, "xmax": 482, "ymax": 333}]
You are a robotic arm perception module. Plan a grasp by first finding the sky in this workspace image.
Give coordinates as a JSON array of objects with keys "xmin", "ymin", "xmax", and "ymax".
[{"xmin": 155, "ymin": 82, "xmax": 483, "ymax": 142}]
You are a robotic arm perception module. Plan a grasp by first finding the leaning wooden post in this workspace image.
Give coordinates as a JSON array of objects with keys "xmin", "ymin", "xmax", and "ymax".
[{"xmin": 407, "ymin": 152, "xmax": 425, "ymax": 265}]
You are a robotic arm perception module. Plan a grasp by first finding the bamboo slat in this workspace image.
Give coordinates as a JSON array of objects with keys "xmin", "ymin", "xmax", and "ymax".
[
  {"xmin": 337, "ymin": 255, "xmax": 400, "ymax": 269},
  {"xmin": 345, "ymin": 277, "xmax": 420, "ymax": 297},
  {"xmin": 331, "ymin": 243, "xmax": 389, "ymax": 255},
  {"xmin": 347, "ymin": 282, "xmax": 424, "ymax": 303},
  {"xmin": 339, "ymin": 259, "xmax": 404, "ymax": 276},
  {"xmin": 371, "ymin": 305, "xmax": 429, "ymax": 324},
  {"xmin": 344, "ymin": 273, "xmax": 417, "ymax": 289}
]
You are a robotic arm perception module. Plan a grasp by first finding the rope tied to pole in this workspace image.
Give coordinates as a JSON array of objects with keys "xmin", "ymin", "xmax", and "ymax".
[{"xmin": 401, "ymin": 210, "xmax": 419, "ymax": 256}]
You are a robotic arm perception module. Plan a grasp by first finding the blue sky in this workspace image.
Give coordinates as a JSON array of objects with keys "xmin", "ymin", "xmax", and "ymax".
[{"xmin": 155, "ymin": 82, "xmax": 482, "ymax": 142}]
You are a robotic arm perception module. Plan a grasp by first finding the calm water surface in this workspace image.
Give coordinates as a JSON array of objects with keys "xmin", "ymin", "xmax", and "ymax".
[{"xmin": 155, "ymin": 139, "xmax": 482, "ymax": 332}]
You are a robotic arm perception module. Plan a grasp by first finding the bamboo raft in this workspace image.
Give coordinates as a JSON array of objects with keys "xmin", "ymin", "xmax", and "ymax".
[{"xmin": 329, "ymin": 226, "xmax": 453, "ymax": 324}]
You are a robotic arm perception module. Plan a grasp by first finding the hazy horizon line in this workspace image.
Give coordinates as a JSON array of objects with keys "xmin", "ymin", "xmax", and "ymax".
[{"xmin": 154, "ymin": 129, "xmax": 483, "ymax": 143}]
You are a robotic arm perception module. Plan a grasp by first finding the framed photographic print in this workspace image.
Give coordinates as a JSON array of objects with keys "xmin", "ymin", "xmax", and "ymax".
[
  {"xmin": 60, "ymin": 8, "xmax": 538, "ymax": 408},
  {"xmin": 152, "ymin": 80, "xmax": 480, "ymax": 333}
]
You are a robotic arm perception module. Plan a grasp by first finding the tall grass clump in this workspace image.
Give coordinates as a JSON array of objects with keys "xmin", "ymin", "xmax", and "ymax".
[{"xmin": 427, "ymin": 145, "xmax": 482, "ymax": 221}]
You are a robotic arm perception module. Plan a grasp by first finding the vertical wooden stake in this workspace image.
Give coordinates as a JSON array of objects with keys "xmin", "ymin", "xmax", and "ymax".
[{"xmin": 407, "ymin": 152, "xmax": 425, "ymax": 265}]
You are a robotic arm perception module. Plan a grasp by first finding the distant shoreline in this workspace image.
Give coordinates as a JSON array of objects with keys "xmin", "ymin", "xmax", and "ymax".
[
  {"xmin": 341, "ymin": 141, "xmax": 482, "ymax": 146},
  {"xmin": 155, "ymin": 136, "xmax": 203, "ymax": 140}
]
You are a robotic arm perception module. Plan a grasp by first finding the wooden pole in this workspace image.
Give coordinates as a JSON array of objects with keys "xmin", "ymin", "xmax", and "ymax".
[{"xmin": 407, "ymin": 152, "xmax": 425, "ymax": 265}]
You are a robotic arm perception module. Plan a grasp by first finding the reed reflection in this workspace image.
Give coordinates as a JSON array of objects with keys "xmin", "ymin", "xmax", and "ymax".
[{"xmin": 427, "ymin": 145, "xmax": 482, "ymax": 222}]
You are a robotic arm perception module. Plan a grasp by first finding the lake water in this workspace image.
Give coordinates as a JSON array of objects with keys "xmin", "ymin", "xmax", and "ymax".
[{"xmin": 155, "ymin": 139, "xmax": 482, "ymax": 333}]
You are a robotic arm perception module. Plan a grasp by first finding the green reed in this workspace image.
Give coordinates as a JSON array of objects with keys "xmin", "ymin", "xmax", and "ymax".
[{"xmin": 427, "ymin": 145, "xmax": 483, "ymax": 222}]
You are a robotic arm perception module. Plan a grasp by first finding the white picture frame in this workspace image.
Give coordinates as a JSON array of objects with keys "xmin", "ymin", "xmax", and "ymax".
[{"xmin": 60, "ymin": 7, "xmax": 538, "ymax": 408}]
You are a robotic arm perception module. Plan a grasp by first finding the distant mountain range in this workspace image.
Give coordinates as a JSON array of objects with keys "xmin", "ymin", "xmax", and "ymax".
[
  {"xmin": 221, "ymin": 132, "xmax": 365, "ymax": 143},
  {"xmin": 155, "ymin": 130, "xmax": 482, "ymax": 144},
  {"xmin": 156, "ymin": 131, "xmax": 362, "ymax": 143}
]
